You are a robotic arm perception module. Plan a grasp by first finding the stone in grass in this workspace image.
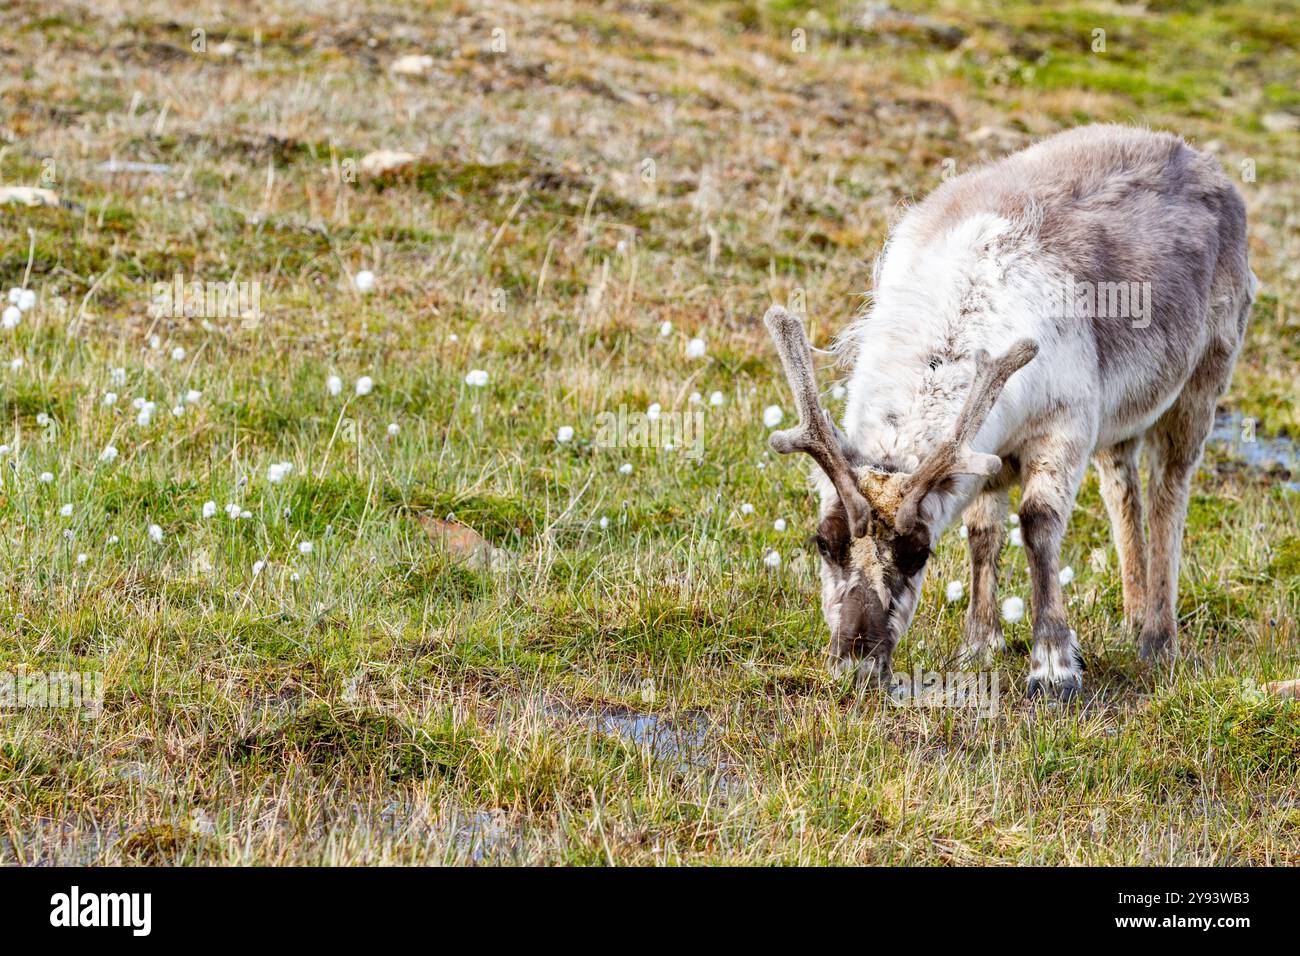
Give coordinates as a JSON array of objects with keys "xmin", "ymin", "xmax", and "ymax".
[
  {"xmin": 0, "ymin": 186, "xmax": 61, "ymax": 207},
  {"xmin": 359, "ymin": 149, "xmax": 419, "ymax": 178},
  {"xmin": 390, "ymin": 54, "xmax": 434, "ymax": 76},
  {"xmin": 417, "ymin": 514, "xmax": 511, "ymax": 572}
]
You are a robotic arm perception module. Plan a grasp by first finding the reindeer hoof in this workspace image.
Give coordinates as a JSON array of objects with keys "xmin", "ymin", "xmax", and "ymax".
[
  {"xmin": 1026, "ymin": 676, "xmax": 1082, "ymax": 704},
  {"xmin": 1138, "ymin": 627, "xmax": 1177, "ymax": 663}
]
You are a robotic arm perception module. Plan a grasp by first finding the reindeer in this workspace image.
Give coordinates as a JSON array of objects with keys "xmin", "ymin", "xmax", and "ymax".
[{"xmin": 767, "ymin": 125, "xmax": 1254, "ymax": 700}]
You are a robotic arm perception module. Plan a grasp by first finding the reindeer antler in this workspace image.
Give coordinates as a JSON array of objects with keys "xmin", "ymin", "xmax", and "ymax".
[
  {"xmin": 764, "ymin": 306, "xmax": 871, "ymax": 538},
  {"xmin": 894, "ymin": 338, "xmax": 1039, "ymax": 534}
]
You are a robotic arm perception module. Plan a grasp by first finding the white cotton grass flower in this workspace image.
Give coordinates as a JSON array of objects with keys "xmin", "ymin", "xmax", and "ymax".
[
  {"xmin": 354, "ymin": 270, "xmax": 375, "ymax": 293},
  {"xmin": 763, "ymin": 549, "xmax": 782, "ymax": 569},
  {"xmin": 1009, "ymin": 527, "xmax": 1024, "ymax": 547},
  {"xmin": 108, "ymin": 534, "xmax": 119, "ymax": 545},
  {"xmin": 556, "ymin": 425, "xmax": 574, "ymax": 443},
  {"xmin": 76, "ymin": 552, "xmax": 87, "ymax": 565},
  {"xmin": 240, "ymin": 510, "xmax": 252, "ymax": 520},
  {"xmin": 618, "ymin": 462, "xmax": 633, "ymax": 475},
  {"xmin": 689, "ymin": 392, "xmax": 702, "ymax": 405},
  {"xmin": 774, "ymin": 518, "xmax": 787, "ymax": 532},
  {"xmin": 464, "ymin": 369, "xmax": 488, "ymax": 387},
  {"xmin": 17, "ymin": 289, "xmax": 35, "ymax": 312},
  {"xmin": 36, "ymin": 413, "xmax": 50, "ymax": 427},
  {"xmin": 709, "ymin": 391, "xmax": 724, "ymax": 406},
  {"xmin": 959, "ymin": 524, "xmax": 969, "ymax": 539},
  {"xmin": 202, "ymin": 501, "xmax": 217, "ymax": 518},
  {"xmin": 945, "ymin": 580, "xmax": 965, "ymax": 603},
  {"xmin": 762, "ymin": 405, "xmax": 784, "ymax": 428},
  {"xmin": 387, "ymin": 422, "xmax": 400, "ymax": 437},
  {"xmin": 1001, "ymin": 596, "xmax": 1025, "ymax": 623},
  {"xmin": 10, "ymin": 358, "xmax": 23, "ymax": 371},
  {"xmin": 39, "ymin": 471, "xmax": 53, "ymax": 483},
  {"xmin": 252, "ymin": 559, "xmax": 266, "ymax": 577},
  {"xmin": 2, "ymin": 306, "xmax": 19, "ymax": 329},
  {"xmin": 171, "ymin": 405, "xmax": 185, "ymax": 417},
  {"xmin": 171, "ymin": 346, "xmax": 186, "ymax": 361},
  {"xmin": 110, "ymin": 367, "xmax": 126, "ymax": 386},
  {"xmin": 355, "ymin": 376, "xmax": 374, "ymax": 396},
  {"xmin": 1059, "ymin": 565, "xmax": 1076, "ymax": 586},
  {"xmin": 60, "ymin": 504, "xmax": 73, "ymax": 517},
  {"xmin": 739, "ymin": 503, "xmax": 755, "ymax": 515},
  {"xmin": 298, "ymin": 541, "xmax": 314, "ymax": 555},
  {"xmin": 327, "ymin": 374, "xmax": 343, "ymax": 396},
  {"xmin": 225, "ymin": 503, "xmax": 241, "ymax": 519},
  {"xmin": 103, "ymin": 392, "xmax": 118, "ymax": 406},
  {"xmin": 99, "ymin": 445, "xmax": 118, "ymax": 463},
  {"xmin": 685, "ymin": 337, "xmax": 707, "ymax": 359},
  {"xmin": 290, "ymin": 572, "xmax": 300, "ymax": 583},
  {"xmin": 1008, "ymin": 513, "xmax": 1020, "ymax": 526},
  {"xmin": 831, "ymin": 383, "xmax": 847, "ymax": 400},
  {"xmin": 6, "ymin": 288, "xmax": 18, "ymax": 304},
  {"xmin": 0, "ymin": 445, "xmax": 9, "ymax": 456},
  {"xmin": 646, "ymin": 403, "xmax": 661, "ymax": 421},
  {"xmin": 599, "ymin": 516, "xmax": 610, "ymax": 529},
  {"xmin": 659, "ymin": 320, "xmax": 673, "ymax": 337},
  {"xmin": 148, "ymin": 523, "xmax": 163, "ymax": 544},
  {"xmin": 185, "ymin": 389, "xmax": 202, "ymax": 404},
  {"xmin": 266, "ymin": 461, "xmax": 293, "ymax": 483}
]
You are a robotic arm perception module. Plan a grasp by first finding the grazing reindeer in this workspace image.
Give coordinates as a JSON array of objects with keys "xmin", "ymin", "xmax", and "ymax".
[{"xmin": 767, "ymin": 125, "xmax": 1254, "ymax": 700}]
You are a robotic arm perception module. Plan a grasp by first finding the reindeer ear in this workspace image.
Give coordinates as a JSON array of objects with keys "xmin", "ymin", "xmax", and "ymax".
[{"xmin": 893, "ymin": 460, "xmax": 998, "ymax": 534}]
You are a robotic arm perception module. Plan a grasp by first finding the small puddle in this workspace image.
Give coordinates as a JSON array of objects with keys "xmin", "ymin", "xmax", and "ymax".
[
  {"xmin": 447, "ymin": 808, "xmax": 519, "ymax": 863},
  {"xmin": 543, "ymin": 701, "xmax": 725, "ymax": 779},
  {"xmin": 591, "ymin": 710, "xmax": 713, "ymax": 763},
  {"xmin": 358, "ymin": 800, "xmax": 521, "ymax": 863},
  {"xmin": 1209, "ymin": 412, "xmax": 1299, "ymax": 492},
  {"xmin": 4, "ymin": 820, "xmax": 121, "ymax": 866}
]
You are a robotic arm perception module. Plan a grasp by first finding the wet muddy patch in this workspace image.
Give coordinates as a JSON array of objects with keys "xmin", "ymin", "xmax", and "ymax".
[
  {"xmin": 1209, "ymin": 412, "xmax": 1299, "ymax": 491},
  {"xmin": 543, "ymin": 700, "xmax": 717, "ymax": 769},
  {"xmin": 446, "ymin": 807, "xmax": 521, "ymax": 863}
]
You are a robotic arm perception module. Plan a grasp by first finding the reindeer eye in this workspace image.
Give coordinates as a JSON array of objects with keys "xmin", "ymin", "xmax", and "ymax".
[{"xmin": 815, "ymin": 535, "xmax": 833, "ymax": 560}]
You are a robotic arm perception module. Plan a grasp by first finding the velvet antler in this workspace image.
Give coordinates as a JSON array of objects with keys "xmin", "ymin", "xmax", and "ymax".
[{"xmin": 764, "ymin": 306, "xmax": 871, "ymax": 538}]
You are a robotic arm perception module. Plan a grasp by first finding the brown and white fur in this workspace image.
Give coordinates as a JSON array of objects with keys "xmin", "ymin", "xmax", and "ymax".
[{"xmin": 768, "ymin": 125, "xmax": 1255, "ymax": 701}]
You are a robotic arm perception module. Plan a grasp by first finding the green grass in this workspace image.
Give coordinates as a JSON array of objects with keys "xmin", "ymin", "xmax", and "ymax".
[{"xmin": 0, "ymin": 0, "xmax": 1298, "ymax": 865}]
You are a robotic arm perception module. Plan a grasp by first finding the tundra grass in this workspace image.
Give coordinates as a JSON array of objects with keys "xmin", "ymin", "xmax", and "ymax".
[{"xmin": 0, "ymin": 0, "xmax": 1298, "ymax": 865}]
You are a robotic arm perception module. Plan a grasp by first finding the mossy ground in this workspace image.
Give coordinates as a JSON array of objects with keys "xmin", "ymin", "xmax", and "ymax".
[{"xmin": 0, "ymin": 0, "xmax": 1298, "ymax": 864}]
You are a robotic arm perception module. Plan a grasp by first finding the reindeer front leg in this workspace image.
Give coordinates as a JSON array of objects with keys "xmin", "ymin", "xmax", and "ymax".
[
  {"xmin": 958, "ymin": 485, "xmax": 1010, "ymax": 665},
  {"xmin": 1018, "ymin": 438, "xmax": 1090, "ymax": 701}
]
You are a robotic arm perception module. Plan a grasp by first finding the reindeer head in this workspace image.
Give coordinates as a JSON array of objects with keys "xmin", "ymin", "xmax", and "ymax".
[{"xmin": 763, "ymin": 306, "xmax": 1037, "ymax": 684}]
